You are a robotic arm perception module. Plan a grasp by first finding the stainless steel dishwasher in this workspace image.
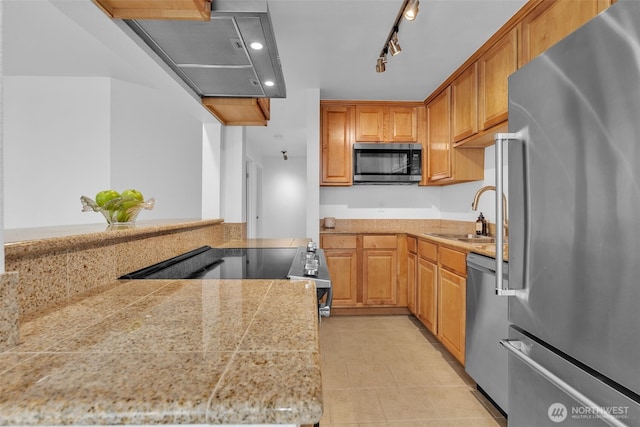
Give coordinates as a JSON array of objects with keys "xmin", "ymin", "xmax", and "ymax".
[{"xmin": 465, "ymin": 252, "xmax": 509, "ymax": 416}]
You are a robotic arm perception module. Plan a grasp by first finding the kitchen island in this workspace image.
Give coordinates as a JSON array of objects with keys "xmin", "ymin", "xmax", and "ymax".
[{"xmin": 0, "ymin": 277, "xmax": 323, "ymax": 426}]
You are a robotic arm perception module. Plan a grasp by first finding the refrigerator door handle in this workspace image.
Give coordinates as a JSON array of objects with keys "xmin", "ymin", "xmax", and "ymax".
[
  {"xmin": 500, "ymin": 339, "xmax": 629, "ymax": 427},
  {"xmin": 494, "ymin": 133, "xmax": 517, "ymax": 296}
]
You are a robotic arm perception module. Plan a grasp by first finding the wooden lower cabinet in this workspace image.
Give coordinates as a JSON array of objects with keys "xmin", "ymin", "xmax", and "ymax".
[
  {"xmin": 362, "ymin": 235, "xmax": 398, "ymax": 306},
  {"xmin": 407, "ymin": 237, "xmax": 417, "ymax": 313},
  {"xmin": 321, "ymin": 233, "xmax": 404, "ymax": 310},
  {"xmin": 417, "ymin": 256, "xmax": 438, "ymax": 335},
  {"xmin": 321, "ymin": 235, "xmax": 358, "ymax": 307},
  {"xmin": 437, "ymin": 246, "xmax": 468, "ymax": 364},
  {"xmin": 324, "ymin": 248, "xmax": 358, "ymax": 307},
  {"xmin": 438, "ymin": 268, "xmax": 467, "ymax": 364},
  {"xmin": 411, "ymin": 239, "xmax": 468, "ymax": 365},
  {"xmin": 363, "ymin": 249, "xmax": 397, "ymax": 305}
]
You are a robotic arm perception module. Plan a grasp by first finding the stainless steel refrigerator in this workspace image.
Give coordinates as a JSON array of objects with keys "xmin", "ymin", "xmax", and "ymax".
[{"xmin": 494, "ymin": 1, "xmax": 640, "ymax": 425}]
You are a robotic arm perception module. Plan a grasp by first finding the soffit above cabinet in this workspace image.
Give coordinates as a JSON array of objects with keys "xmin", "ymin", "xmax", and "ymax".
[{"xmin": 115, "ymin": 0, "xmax": 286, "ymax": 99}]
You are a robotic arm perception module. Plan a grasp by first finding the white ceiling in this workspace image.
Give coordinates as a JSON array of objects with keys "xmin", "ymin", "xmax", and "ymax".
[
  {"xmin": 247, "ymin": 0, "xmax": 527, "ymax": 158},
  {"xmin": 4, "ymin": 0, "xmax": 527, "ymax": 158}
]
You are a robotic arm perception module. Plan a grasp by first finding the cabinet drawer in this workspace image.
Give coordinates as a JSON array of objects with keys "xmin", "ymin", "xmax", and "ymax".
[
  {"xmin": 439, "ymin": 247, "xmax": 467, "ymax": 276},
  {"xmin": 407, "ymin": 236, "xmax": 417, "ymax": 254},
  {"xmin": 418, "ymin": 240, "xmax": 438, "ymax": 262},
  {"xmin": 321, "ymin": 234, "xmax": 357, "ymax": 249},
  {"xmin": 363, "ymin": 235, "xmax": 397, "ymax": 249}
]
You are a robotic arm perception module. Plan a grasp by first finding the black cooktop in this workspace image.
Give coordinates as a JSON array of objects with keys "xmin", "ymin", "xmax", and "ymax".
[{"xmin": 120, "ymin": 246, "xmax": 299, "ymax": 280}]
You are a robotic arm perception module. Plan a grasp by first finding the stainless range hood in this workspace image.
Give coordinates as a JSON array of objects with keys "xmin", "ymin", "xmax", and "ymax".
[{"xmin": 123, "ymin": 0, "xmax": 286, "ymax": 98}]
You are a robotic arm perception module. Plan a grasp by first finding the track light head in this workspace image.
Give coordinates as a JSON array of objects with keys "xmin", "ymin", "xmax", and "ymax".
[
  {"xmin": 403, "ymin": 0, "xmax": 419, "ymax": 21},
  {"xmin": 389, "ymin": 33, "xmax": 402, "ymax": 56},
  {"xmin": 281, "ymin": 150, "xmax": 288, "ymax": 160},
  {"xmin": 376, "ymin": 56, "xmax": 386, "ymax": 73}
]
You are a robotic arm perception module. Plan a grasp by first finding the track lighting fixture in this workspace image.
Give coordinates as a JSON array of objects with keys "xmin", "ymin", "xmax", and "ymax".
[
  {"xmin": 281, "ymin": 150, "xmax": 288, "ymax": 160},
  {"xmin": 403, "ymin": 0, "xmax": 419, "ymax": 21},
  {"xmin": 389, "ymin": 32, "xmax": 401, "ymax": 56},
  {"xmin": 375, "ymin": 0, "xmax": 420, "ymax": 72},
  {"xmin": 376, "ymin": 54, "xmax": 387, "ymax": 73}
]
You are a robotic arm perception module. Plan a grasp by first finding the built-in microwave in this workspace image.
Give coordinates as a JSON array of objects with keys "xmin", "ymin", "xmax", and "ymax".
[{"xmin": 353, "ymin": 143, "xmax": 422, "ymax": 184}]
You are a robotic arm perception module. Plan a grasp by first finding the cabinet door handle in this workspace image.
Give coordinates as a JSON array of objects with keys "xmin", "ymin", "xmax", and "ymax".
[{"xmin": 501, "ymin": 339, "xmax": 628, "ymax": 427}]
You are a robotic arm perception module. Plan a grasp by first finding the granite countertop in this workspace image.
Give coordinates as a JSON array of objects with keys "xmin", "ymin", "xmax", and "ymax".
[
  {"xmin": 419, "ymin": 233, "xmax": 509, "ymax": 260},
  {"xmin": 4, "ymin": 219, "xmax": 223, "ymax": 256},
  {"xmin": 0, "ymin": 278, "xmax": 323, "ymax": 425}
]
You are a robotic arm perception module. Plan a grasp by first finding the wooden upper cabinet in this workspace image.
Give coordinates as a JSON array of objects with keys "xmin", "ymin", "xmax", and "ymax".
[
  {"xmin": 389, "ymin": 107, "xmax": 418, "ymax": 142},
  {"xmin": 322, "ymin": 101, "xmax": 422, "ymax": 186},
  {"xmin": 451, "ymin": 63, "xmax": 478, "ymax": 143},
  {"xmin": 427, "ymin": 87, "xmax": 485, "ymax": 184},
  {"xmin": 427, "ymin": 87, "xmax": 452, "ymax": 181},
  {"xmin": 479, "ymin": 27, "xmax": 518, "ymax": 131},
  {"xmin": 520, "ymin": 0, "xmax": 612, "ymax": 66},
  {"xmin": 355, "ymin": 106, "xmax": 385, "ymax": 141},
  {"xmin": 321, "ymin": 105, "xmax": 353, "ymax": 186},
  {"xmin": 355, "ymin": 104, "xmax": 418, "ymax": 142}
]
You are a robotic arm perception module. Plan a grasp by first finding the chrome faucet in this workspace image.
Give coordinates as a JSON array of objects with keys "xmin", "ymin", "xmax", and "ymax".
[{"xmin": 471, "ymin": 185, "xmax": 508, "ymax": 237}]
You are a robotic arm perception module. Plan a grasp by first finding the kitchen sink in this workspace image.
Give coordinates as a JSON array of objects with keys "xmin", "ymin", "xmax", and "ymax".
[{"xmin": 426, "ymin": 233, "xmax": 496, "ymax": 244}]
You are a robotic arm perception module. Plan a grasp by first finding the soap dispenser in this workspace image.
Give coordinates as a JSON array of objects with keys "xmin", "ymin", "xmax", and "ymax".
[
  {"xmin": 476, "ymin": 213, "xmax": 485, "ymax": 235},
  {"xmin": 482, "ymin": 214, "xmax": 488, "ymax": 236}
]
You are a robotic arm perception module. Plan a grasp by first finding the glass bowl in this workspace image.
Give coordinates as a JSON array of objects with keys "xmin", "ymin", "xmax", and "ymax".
[{"xmin": 81, "ymin": 195, "xmax": 155, "ymax": 225}]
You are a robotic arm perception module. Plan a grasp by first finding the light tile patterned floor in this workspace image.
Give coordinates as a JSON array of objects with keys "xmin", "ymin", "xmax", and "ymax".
[{"xmin": 318, "ymin": 315, "xmax": 507, "ymax": 427}]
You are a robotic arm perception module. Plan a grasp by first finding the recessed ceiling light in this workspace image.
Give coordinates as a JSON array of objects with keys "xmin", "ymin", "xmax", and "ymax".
[
  {"xmin": 264, "ymin": 80, "xmax": 275, "ymax": 87},
  {"xmin": 250, "ymin": 42, "xmax": 263, "ymax": 50}
]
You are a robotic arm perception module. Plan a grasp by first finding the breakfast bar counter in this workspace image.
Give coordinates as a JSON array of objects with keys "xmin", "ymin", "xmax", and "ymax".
[{"xmin": 0, "ymin": 277, "xmax": 323, "ymax": 426}]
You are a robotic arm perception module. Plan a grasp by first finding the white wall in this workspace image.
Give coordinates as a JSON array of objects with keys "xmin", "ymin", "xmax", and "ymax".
[
  {"xmin": 2, "ymin": 0, "xmax": 221, "ymax": 229},
  {"xmin": 3, "ymin": 75, "xmax": 209, "ymax": 228},
  {"xmin": 110, "ymin": 79, "xmax": 204, "ymax": 220},
  {"xmin": 306, "ymin": 89, "xmax": 320, "ymax": 242},
  {"xmin": 202, "ymin": 123, "xmax": 222, "ymax": 219},
  {"xmin": 319, "ymin": 145, "xmax": 506, "ymax": 225},
  {"xmin": 261, "ymin": 155, "xmax": 307, "ymax": 238},
  {"xmin": 320, "ymin": 185, "xmax": 442, "ymax": 219},
  {"xmin": 220, "ymin": 126, "xmax": 246, "ymax": 223},
  {"xmin": 4, "ymin": 77, "xmax": 111, "ymax": 228}
]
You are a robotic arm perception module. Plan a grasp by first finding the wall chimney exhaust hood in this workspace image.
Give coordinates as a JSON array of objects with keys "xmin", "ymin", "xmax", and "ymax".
[{"xmin": 122, "ymin": 0, "xmax": 286, "ymax": 99}]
